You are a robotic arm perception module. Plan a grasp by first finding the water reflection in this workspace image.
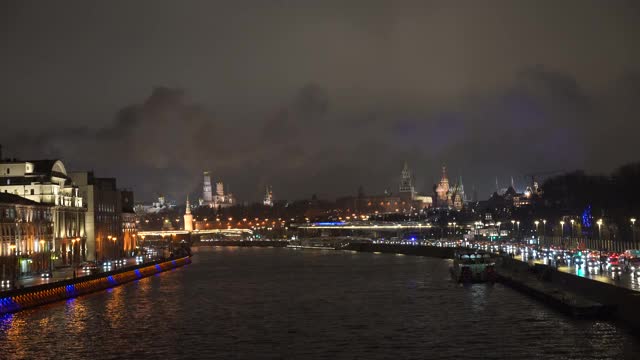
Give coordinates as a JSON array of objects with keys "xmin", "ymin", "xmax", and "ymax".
[{"xmin": 0, "ymin": 248, "xmax": 637, "ymax": 359}]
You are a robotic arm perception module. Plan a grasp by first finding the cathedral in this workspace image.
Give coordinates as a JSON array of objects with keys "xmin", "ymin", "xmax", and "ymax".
[
  {"xmin": 434, "ymin": 166, "xmax": 466, "ymax": 210},
  {"xmin": 200, "ymin": 171, "xmax": 235, "ymax": 209}
]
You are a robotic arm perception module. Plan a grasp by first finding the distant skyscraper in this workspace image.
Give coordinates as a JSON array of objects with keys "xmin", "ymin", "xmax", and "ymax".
[
  {"xmin": 184, "ymin": 197, "xmax": 193, "ymax": 231},
  {"xmin": 203, "ymin": 171, "xmax": 213, "ymax": 205}
]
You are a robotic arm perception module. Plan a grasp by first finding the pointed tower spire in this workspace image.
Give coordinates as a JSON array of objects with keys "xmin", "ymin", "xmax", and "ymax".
[
  {"xmin": 511, "ymin": 176, "xmax": 515, "ymax": 189},
  {"xmin": 184, "ymin": 196, "xmax": 193, "ymax": 231},
  {"xmin": 495, "ymin": 177, "xmax": 499, "ymax": 192}
]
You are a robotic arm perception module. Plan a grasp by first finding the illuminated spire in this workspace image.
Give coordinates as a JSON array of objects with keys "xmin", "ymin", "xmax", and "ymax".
[{"xmin": 185, "ymin": 197, "xmax": 191, "ymax": 215}]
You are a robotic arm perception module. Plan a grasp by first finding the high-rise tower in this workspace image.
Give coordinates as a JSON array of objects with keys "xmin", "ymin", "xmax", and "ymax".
[{"xmin": 203, "ymin": 171, "xmax": 213, "ymax": 206}]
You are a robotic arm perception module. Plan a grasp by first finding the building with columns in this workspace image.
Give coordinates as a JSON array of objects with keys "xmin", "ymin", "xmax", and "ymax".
[
  {"xmin": 0, "ymin": 159, "xmax": 85, "ymax": 265},
  {"xmin": 0, "ymin": 193, "xmax": 54, "ymax": 279}
]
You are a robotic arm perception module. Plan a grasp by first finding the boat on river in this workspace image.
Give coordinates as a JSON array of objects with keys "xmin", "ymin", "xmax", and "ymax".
[{"xmin": 450, "ymin": 250, "xmax": 496, "ymax": 283}]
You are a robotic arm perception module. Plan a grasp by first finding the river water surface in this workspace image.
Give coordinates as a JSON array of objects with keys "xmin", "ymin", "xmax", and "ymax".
[{"xmin": 0, "ymin": 247, "xmax": 639, "ymax": 359}]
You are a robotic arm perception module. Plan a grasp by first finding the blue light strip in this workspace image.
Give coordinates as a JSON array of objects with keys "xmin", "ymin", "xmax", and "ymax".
[{"xmin": 314, "ymin": 222, "xmax": 345, "ymax": 226}]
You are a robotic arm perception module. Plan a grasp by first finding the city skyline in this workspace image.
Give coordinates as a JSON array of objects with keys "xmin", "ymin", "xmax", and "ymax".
[{"xmin": 2, "ymin": 1, "xmax": 640, "ymax": 202}]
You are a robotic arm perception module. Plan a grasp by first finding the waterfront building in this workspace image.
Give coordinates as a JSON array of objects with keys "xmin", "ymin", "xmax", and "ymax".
[
  {"xmin": 121, "ymin": 190, "xmax": 137, "ymax": 256},
  {"xmin": 184, "ymin": 198, "xmax": 193, "ymax": 231},
  {"xmin": 263, "ymin": 186, "xmax": 274, "ymax": 207},
  {"xmin": 69, "ymin": 172, "xmax": 136, "ymax": 261},
  {"xmin": 0, "ymin": 193, "xmax": 54, "ymax": 279},
  {"xmin": 0, "ymin": 159, "xmax": 85, "ymax": 265}
]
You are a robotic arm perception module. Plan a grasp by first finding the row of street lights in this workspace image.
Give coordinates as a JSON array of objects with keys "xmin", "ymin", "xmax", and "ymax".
[{"xmin": 530, "ymin": 217, "xmax": 639, "ymax": 250}]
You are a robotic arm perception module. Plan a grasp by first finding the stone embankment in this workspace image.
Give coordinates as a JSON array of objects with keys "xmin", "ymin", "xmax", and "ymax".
[
  {"xmin": 345, "ymin": 243, "xmax": 640, "ymax": 329},
  {"xmin": 0, "ymin": 256, "xmax": 191, "ymax": 315}
]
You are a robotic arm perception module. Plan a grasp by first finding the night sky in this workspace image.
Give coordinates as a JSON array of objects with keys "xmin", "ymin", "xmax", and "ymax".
[{"xmin": 1, "ymin": 1, "xmax": 639, "ymax": 203}]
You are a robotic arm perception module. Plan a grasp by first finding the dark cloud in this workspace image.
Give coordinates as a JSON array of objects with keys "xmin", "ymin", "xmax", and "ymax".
[{"xmin": 1, "ymin": 1, "xmax": 640, "ymax": 202}]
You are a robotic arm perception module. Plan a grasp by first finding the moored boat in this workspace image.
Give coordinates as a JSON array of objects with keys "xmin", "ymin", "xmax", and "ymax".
[{"xmin": 451, "ymin": 250, "xmax": 496, "ymax": 283}]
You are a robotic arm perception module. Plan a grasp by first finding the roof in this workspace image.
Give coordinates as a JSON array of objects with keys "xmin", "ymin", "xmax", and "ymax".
[
  {"xmin": 27, "ymin": 160, "xmax": 59, "ymax": 174},
  {"xmin": 0, "ymin": 193, "xmax": 46, "ymax": 206}
]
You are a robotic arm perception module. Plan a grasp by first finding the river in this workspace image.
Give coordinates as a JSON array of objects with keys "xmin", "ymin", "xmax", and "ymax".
[{"xmin": 0, "ymin": 246, "xmax": 638, "ymax": 359}]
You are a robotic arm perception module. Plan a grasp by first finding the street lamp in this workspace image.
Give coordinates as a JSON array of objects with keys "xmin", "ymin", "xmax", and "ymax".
[
  {"xmin": 570, "ymin": 219, "xmax": 575, "ymax": 247},
  {"xmin": 560, "ymin": 221, "xmax": 565, "ymax": 248},
  {"xmin": 9, "ymin": 244, "xmax": 16, "ymax": 285},
  {"xmin": 39, "ymin": 240, "xmax": 45, "ymax": 273},
  {"xmin": 71, "ymin": 238, "xmax": 78, "ymax": 278},
  {"xmin": 631, "ymin": 218, "xmax": 637, "ymax": 249},
  {"xmin": 534, "ymin": 221, "xmax": 540, "ymax": 245},
  {"xmin": 542, "ymin": 219, "xmax": 547, "ymax": 247},
  {"xmin": 596, "ymin": 219, "xmax": 603, "ymax": 250}
]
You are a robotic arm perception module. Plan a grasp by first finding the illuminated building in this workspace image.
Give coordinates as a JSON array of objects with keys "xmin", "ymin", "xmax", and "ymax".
[
  {"xmin": 263, "ymin": 186, "xmax": 274, "ymax": 207},
  {"xmin": 183, "ymin": 197, "xmax": 193, "ymax": 231},
  {"xmin": 134, "ymin": 195, "xmax": 175, "ymax": 214},
  {"xmin": 0, "ymin": 193, "xmax": 54, "ymax": 278},
  {"xmin": 202, "ymin": 171, "xmax": 213, "ymax": 206},
  {"xmin": 121, "ymin": 190, "xmax": 137, "ymax": 255},
  {"xmin": 0, "ymin": 159, "xmax": 85, "ymax": 265},
  {"xmin": 433, "ymin": 166, "xmax": 465, "ymax": 210},
  {"xmin": 69, "ymin": 171, "xmax": 135, "ymax": 261},
  {"xmin": 335, "ymin": 162, "xmax": 432, "ymax": 214},
  {"xmin": 399, "ymin": 161, "xmax": 416, "ymax": 201},
  {"xmin": 200, "ymin": 170, "xmax": 235, "ymax": 209}
]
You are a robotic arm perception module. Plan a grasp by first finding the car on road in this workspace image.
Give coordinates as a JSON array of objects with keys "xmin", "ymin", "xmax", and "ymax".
[
  {"xmin": 40, "ymin": 271, "xmax": 53, "ymax": 278},
  {"xmin": 607, "ymin": 254, "xmax": 623, "ymax": 272},
  {"xmin": 586, "ymin": 256, "xmax": 600, "ymax": 268},
  {"xmin": 81, "ymin": 261, "xmax": 99, "ymax": 272},
  {"xmin": 628, "ymin": 258, "xmax": 640, "ymax": 274}
]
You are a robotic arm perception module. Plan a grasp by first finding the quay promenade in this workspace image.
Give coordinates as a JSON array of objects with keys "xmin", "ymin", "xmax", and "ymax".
[{"xmin": 0, "ymin": 256, "xmax": 191, "ymax": 315}]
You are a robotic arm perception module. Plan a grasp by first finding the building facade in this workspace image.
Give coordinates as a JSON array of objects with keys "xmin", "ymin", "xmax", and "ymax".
[
  {"xmin": 69, "ymin": 171, "xmax": 124, "ymax": 261},
  {"xmin": 0, "ymin": 159, "xmax": 85, "ymax": 265},
  {"xmin": 121, "ymin": 190, "xmax": 137, "ymax": 256},
  {"xmin": 0, "ymin": 193, "xmax": 54, "ymax": 280},
  {"xmin": 433, "ymin": 166, "xmax": 465, "ymax": 211},
  {"xmin": 201, "ymin": 170, "xmax": 236, "ymax": 209}
]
